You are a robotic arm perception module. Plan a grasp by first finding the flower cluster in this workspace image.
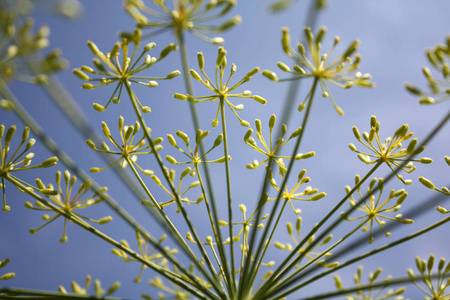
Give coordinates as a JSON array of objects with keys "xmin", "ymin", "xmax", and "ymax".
[
  {"xmin": 274, "ymin": 216, "xmax": 336, "ymax": 268},
  {"xmin": 341, "ymin": 176, "xmax": 413, "ymax": 244},
  {"xmin": 87, "ymin": 116, "xmax": 162, "ymax": 175},
  {"xmin": 408, "ymin": 255, "xmax": 450, "ymax": 300},
  {"xmin": 406, "ymin": 37, "xmax": 450, "ymax": 105},
  {"xmin": 263, "ymin": 26, "xmax": 373, "ymax": 115},
  {"xmin": 74, "ymin": 28, "xmax": 179, "ymax": 112},
  {"xmin": 350, "ymin": 115, "xmax": 432, "ymax": 184},
  {"xmin": 58, "ymin": 275, "xmax": 120, "ymax": 297},
  {"xmin": 124, "ymin": 0, "xmax": 241, "ymax": 44},
  {"xmin": 173, "ymin": 48, "xmax": 266, "ymax": 127},
  {"xmin": 0, "ymin": 258, "xmax": 15, "ymax": 281},
  {"xmin": 1, "ymin": 125, "xmax": 58, "ymax": 211},
  {"xmin": 25, "ymin": 170, "xmax": 111, "ymax": 243},
  {"xmin": 244, "ymin": 114, "xmax": 314, "ymax": 171},
  {"xmin": 334, "ymin": 266, "xmax": 407, "ymax": 300}
]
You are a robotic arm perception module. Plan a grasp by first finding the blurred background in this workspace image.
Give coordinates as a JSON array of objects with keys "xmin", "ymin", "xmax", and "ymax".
[{"xmin": 1, "ymin": 0, "xmax": 450, "ymax": 299}]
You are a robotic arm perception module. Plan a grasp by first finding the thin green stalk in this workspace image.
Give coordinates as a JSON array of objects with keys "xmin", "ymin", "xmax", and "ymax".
[
  {"xmin": 177, "ymin": 31, "xmax": 231, "ymax": 294},
  {"xmin": 255, "ymin": 159, "xmax": 383, "ymax": 300},
  {"xmin": 6, "ymin": 175, "xmax": 210, "ymax": 300},
  {"xmin": 272, "ymin": 214, "xmax": 450, "ymax": 300},
  {"xmin": 243, "ymin": 78, "xmax": 319, "ymax": 298},
  {"xmin": 220, "ymin": 96, "xmax": 237, "ymax": 295},
  {"xmin": 124, "ymin": 84, "xmax": 226, "ymax": 298},
  {"xmin": 0, "ymin": 287, "xmax": 126, "ymax": 300}
]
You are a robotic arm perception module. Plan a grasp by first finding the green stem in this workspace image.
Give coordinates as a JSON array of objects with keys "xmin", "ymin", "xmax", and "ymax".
[
  {"xmin": 273, "ymin": 214, "xmax": 450, "ymax": 299},
  {"xmin": 0, "ymin": 287, "xmax": 125, "ymax": 300},
  {"xmin": 6, "ymin": 175, "xmax": 208, "ymax": 300},
  {"xmin": 124, "ymin": 84, "xmax": 225, "ymax": 298},
  {"xmin": 220, "ymin": 96, "xmax": 237, "ymax": 295},
  {"xmin": 245, "ymin": 78, "xmax": 319, "ymax": 298}
]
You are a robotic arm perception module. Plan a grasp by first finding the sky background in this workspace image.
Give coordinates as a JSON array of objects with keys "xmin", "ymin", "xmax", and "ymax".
[{"xmin": 1, "ymin": 0, "xmax": 450, "ymax": 299}]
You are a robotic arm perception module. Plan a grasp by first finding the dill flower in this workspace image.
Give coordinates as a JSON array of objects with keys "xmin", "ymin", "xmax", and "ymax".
[
  {"xmin": 341, "ymin": 176, "xmax": 413, "ymax": 244},
  {"xmin": 75, "ymin": 28, "xmax": 179, "ymax": 112},
  {"xmin": 0, "ymin": 7, "xmax": 66, "ymax": 87},
  {"xmin": 58, "ymin": 275, "xmax": 120, "ymax": 297},
  {"xmin": 124, "ymin": 0, "xmax": 241, "ymax": 44},
  {"xmin": 165, "ymin": 128, "xmax": 230, "ymax": 168},
  {"xmin": 87, "ymin": 116, "xmax": 162, "ymax": 175},
  {"xmin": 349, "ymin": 115, "xmax": 432, "ymax": 185},
  {"xmin": 112, "ymin": 231, "xmax": 177, "ymax": 283},
  {"xmin": 0, "ymin": 258, "xmax": 15, "ymax": 281},
  {"xmin": 1, "ymin": 125, "xmax": 58, "ymax": 211},
  {"xmin": 244, "ymin": 114, "xmax": 314, "ymax": 171},
  {"xmin": 143, "ymin": 167, "xmax": 204, "ymax": 212},
  {"xmin": 262, "ymin": 26, "xmax": 373, "ymax": 115},
  {"xmin": 173, "ymin": 48, "xmax": 266, "ymax": 127},
  {"xmin": 274, "ymin": 217, "xmax": 336, "ymax": 268},
  {"xmin": 334, "ymin": 266, "xmax": 407, "ymax": 300},
  {"xmin": 418, "ymin": 156, "xmax": 450, "ymax": 214},
  {"xmin": 268, "ymin": 161, "xmax": 325, "ymax": 214},
  {"xmin": 406, "ymin": 37, "xmax": 450, "ymax": 105},
  {"xmin": 25, "ymin": 170, "xmax": 112, "ymax": 243},
  {"xmin": 408, "ymin": 255, "xmax": 450, "ymax": 300}
]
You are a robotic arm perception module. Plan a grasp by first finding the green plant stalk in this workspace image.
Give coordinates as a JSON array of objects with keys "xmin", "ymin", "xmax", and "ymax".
[
  {"xmin": 0, "ymin": 287, "xmax": 124, "ymax": 300},
  {"xmin": 124, "ymin": 83, "xmax": 226, "ymax": 298},
  {"xmin": 0, "ymin": 79, "xmax": 193, "ymax": 285},
  {"xmin": 5, "ymin": 175, "xmax": 209, "ymax": 300},
  {"xmin": 264, "ymin": 107, "xmax": 450, "ymax": 294},
  {"xmin": 125, "ymin": 156, "xmax": 222, "ymax": 297},
  {"xmin": 177, "ymin": 31, "xmax": 231, "ymax": 294},
  {"xmin": 243, "ymin": 78, "xmax": 319, "ymax": 297},
  {"xmin": 273, "ymin": 214, "xmax": 450, "ymax": 299},
  {"xmin": 220, "ymin": 96, "xmax": 237, "ymax": 296}
]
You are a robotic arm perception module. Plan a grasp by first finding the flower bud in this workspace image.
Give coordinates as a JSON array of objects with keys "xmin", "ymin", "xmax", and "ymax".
[{"xmin": 41, "ymin": 157, "xmax": 59, "ymax": 168}]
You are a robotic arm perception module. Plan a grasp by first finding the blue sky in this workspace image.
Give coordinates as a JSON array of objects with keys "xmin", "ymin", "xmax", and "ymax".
[{"xmin": 1, "ymin": 1, "xmax": 450, "ymax": 299}]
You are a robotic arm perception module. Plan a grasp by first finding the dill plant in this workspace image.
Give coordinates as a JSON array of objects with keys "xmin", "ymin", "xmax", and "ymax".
[{"xmin": 0, "ymin": 1, "xmax": 450, "ymax": 300}]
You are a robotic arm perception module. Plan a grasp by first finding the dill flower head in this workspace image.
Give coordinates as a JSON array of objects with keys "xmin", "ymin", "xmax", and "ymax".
[
  {"xmin": 124, "ymin": 0, "xmax": 241, "ymax": 44},
  {"xmin": 1, "ymin": 125, "xmax": 58, "ymax": 211},
  {"xmin": 408, "ymin": 255, "xmax": 450, "ymax": 300},
  {"xmin": 263, "ymin": 26, "xmax": 374, "ymax": 115},
  {"xmin": 25, "ymin": 170, "xmax": 112, "ymax": 243},
  {"xmin": 173, "ymin": 48, "xmax": 266, "ymax": 127},
  {"xmin": 334, "ymin": 266, "xmax": 407, "ymax": 300},
  {"xmin": 406, "ymin": 37, "xmax": 450, "ymax": 105},
  {"xmin": 0, "ymin": 7, "xmax": 66, "ymax": 87},
  {"xmin": 75, "ymin": 28, "xmax": 179, "ymax": 112},
  {"xmin": 87, "ymin": 116, "xmax": 162, "ymax": 175},
  {"xmin": 349, "ymin": 115, "xmax": 432, "ymax": 185},
  {"xmin": 58, "ymin": 275, "xmax": 120, "ymax": 297},
  {"xmin": 341, "ymin": 176, "xmax": 413, "ymax": 244}
]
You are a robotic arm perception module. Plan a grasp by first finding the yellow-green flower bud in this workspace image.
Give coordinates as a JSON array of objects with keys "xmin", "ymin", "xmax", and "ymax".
[
  {"xmin": 418, "ymin": 177, "xmax": 436, "ymax": 190},
  {"xmin": 445, "ymin": 156, "xmax": 450, "ymax": 167},
  {"xmin": 98, "ymin": 216, "xmax": 113, "ymax": 224},
  {"xmin": 173, "ymin": 93, "xmax": 187, "ymax": 100},
  {"xmin": 262, "ymin": 70, "xmax": 278, "ymax": 81},
  {"xmin": 419, "ymin": 157, "xmax": 433, "ymax": 164},
  {"xmin": 73, "ymin": 68, "xmax": 90, "ymax": 81},
  {"xmin": 253, "ymin": 95, "xmax": 267, "ymax": 105},
  {"xmin": 159, "ymin": 43, "xmax": 176, "ymax": 60},
  {"xmin": 90, "ymin": 167, "xmax": 101, "ymax": 173},
  {"xmin": 166, "ymin": 155, "xmax": 178, "ymax": 165},
  {"xmin": 197, "ymin": 52, "xmax": 205, "ymax": 70},
  {"xmin": 0, "ymin": 272, "xmax": 15, "ymax": 280},
  {"xmin": 144, "ymin": 42, "xmax": 156, "ymax": 52},
  {"xmin": 213, "ymin": 134, "xmax": 223, "ymax": 147},
  {"xmin": 190, "ymin": 69, "xmax": 202, "ymax": 81},
  {"xmin": 310, "ymin": 192, "xmax": 326, "ymax": 201},
  {"xmin": 281, "ymin": 27, "xmax": 290, "ymax": 54},
  {"xmin": 41, "ymin": 157, "xmax": 58, "ymax": 168},
  {"xmin": 166, "ymin": 70, "xmax": 180, "ymax": 79},
  {"xmin": 277, "ymin": 62, "xmax": 290, "ymax": 72}
]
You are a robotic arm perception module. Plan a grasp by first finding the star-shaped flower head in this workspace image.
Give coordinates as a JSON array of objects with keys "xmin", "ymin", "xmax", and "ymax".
[
  {"xmin": 406, "ymin": 37, "xmax": 450, "ymax": 105},
  {"xmin": 268, "ymin": 160, "xmax": 325, "ymax": 214},
  {"xmin": 418, "ymin": 156, "xmax": 450, "ymax": 214},
  {"xmin": 408, "ymin": 255, "xmax": 450, "ymax": 300},
  {"xmin": 142, "ymin": 167, "xmax": 204, "ymax": 213},
  {"xmin": 274, "ymin": 216, "xmax": 336, "ymax": 269},
  {"xmin": 349, "ymin": 115, "xmax": 433, "ymax": 185},
  {"xmin": 341, "ymin": 176, "xmax": 413, "ymax": 244},
  {"xmin": 0, "ymin": 258, "xmax": 15, "ymax": 281},
  {"xmin": 244, "ymin": 114, "xmax": 315, "ymax": 171},
  {"xmin": 58, "ymin": 275, "xmax": 120, "ymax": 297},
  {"xmin": 334, "ymin": 266, "xmax": 407, "ymax": 300},
  {"xmin": 124, "ymin": 0, "xmax": 241, "ymax": 44},
  {"xmin": 173, "ymin": 48, "xmax": 266, "ymax": 127},
  {"xmin": 1, "ymin": 125, "xmax": 58, "ymax": 211},
  {"xmin": 112, "ymin": 230, "xmax": 177, "ymax": 283},
  {"xmin": 165, "ymin": 128, "xmax": 230, "ymax": 170},
  {"xmin": 262, "ymin": 26, "xmax": 374, "ymax": 115},
  {"xmin": 87, "ymin": 116, "xmax": 162, "ymax": 175},
  {"xmin": 0, "ymin": 8, "xmax": 66, "ymax": 88},
  {"xmin": 25, "ymin": 170, "xmax": 112, "ymax": 243},
  {"xmin": 74, "ymin": 28, "xmax": 180, "ymax": 112}
]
